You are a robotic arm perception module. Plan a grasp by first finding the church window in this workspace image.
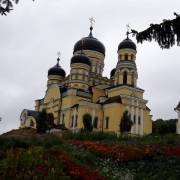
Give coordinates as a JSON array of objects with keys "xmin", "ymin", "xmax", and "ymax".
[
  {"xmin": 75, "ymin": 115, "xmax": 78, "ymax": 127},
  {"xmin": 30, "ymin": 120, "xmax": 34, "ymax": 127},
  {"xmin": 93, "ymin": 117, "xmax": 98, "ymax": 128},
  {"xmin": 123, "ymin": 71, "xmax": 127, "ymax": 84},
  {"xmin": 138, "ymin": 116, "xmax": 141, "ymax": 125},
  {"xmin": 125, "ymin": 54, "xmax": 128, "ymax": 60},
  {"xmin": 133, "ymin": 115, "xmax": 136, "ymax": 124},
  {"xmin": 75, "ymin": 74, "xmax": 78, "ymax": 79},
  {"xmin": 105, "ymin": 117, "xmax": 109, "ymax": 129},
  {"xmin": 131, "ymin": 54, "xmax": 134, "ymax": 60},
  {"xmin": 71, "ymin": 116, "xmax": 73, "ymax": 127}
]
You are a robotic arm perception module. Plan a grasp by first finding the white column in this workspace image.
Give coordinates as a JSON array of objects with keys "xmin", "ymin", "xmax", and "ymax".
[
  {"xmin": 140, "ymin": 109, "xmax": 144, "ymax": 136},
  {"xmin": 135, "ymin": 107, "xmax": 139, "ymax": 135},
  {"xmin": 130, "ymin": 106, "xmax": 135, "ymax": 134},
  {"xmin": 72, "ymin": 109, "xmax": 76, "ymax": 129},
  {"xmin": 177, "ymin": 111, "xmax": 180, "ymax": 134}
]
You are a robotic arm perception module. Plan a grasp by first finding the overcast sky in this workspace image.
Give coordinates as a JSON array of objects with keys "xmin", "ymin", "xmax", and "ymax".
[{"xmin": 0, "ymin": 0, "xmax": 180, "ymax": 134}]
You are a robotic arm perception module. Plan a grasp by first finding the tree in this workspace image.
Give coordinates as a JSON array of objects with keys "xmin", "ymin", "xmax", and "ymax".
[
  {"xmin": 120, "ymin": 111, "xmax": 133, "ymax": 134},
  {"xmin": 131, "ymin": 12, "xmax": 180, "ymax": 49},
  {"xmin": 0, "ymin": 0, "xmax": 34, "ymax": 16},
  {"xmin": 36, "ymin": 110, "xmax": 56, "ymax": 133},
  {"xmin": 152, "ymin": 119, "xmax": 177, "ymax": 134},
  {"xmin": 83, "ymin": 113, "xmax": 93, "ymax": 132}
]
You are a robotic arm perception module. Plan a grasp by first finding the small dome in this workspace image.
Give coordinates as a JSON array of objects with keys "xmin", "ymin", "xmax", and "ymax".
[
  {"xmin": 118, "ymin": 38, "xmax": 136, "ymax": 51},
  {"xmin": 48, "ymin": 59, "xmax": 66, "ymax": 77},
  {"xmin": 71, "ymin": 53, "xmax": 91, "ymax": 66},
  {"xmin": 73, "ymin": 27, "xmax": 105, "ymax": 55},
  {"xmin": 110, "ymin": 68, "xmax": 116, "ymax": 77}
]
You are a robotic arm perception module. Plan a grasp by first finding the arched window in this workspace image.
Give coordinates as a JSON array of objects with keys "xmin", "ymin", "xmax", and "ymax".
[
  {"xmin": 123, "ymin": 71, "xmax": 127, "ymax": 84},
  {"xmin": 75, "ymin": 115, "xmax": 78, "ymax": 127},
  {"xmin": 105, "ymin": 117, "xmax": 109, "ymax": 129},
  {"xmin": 30, "ymin": 120, "xmax": 34, "ymax": 127},
  {"xmin": 125, "ymin": 54, "xmax": 128, "ymax": 60},
  {"xmin": 93, "ymin": 117, "xmax": 98, "ymax": 128},
  {"xmin": 131, "ymin": 54, "xmax": 134, "ymax": 60}
]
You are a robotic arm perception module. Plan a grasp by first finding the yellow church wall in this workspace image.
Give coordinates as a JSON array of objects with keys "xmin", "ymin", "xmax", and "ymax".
[
  {"xmin": 64, "ymin": 110, "xmax": 72, "ymax": 128},
  {"xmin": 143, "ymin": 110, "xmax": 152, "ymax": 134},
  {"xmin": 127, "ymin": 75, "xmax": 131, "ymax": 85},
  {"xmin": 108, "ymin": 88, "xmax": 143, "ymax": 99},
  {"xmin": 103, "ymin": 103, "xmax": 125, "ymax": 133},
  {"xmin": 92, "ymin": 87, "xmax": 106, "ymax": 103},
  {"xmin": 44, "ymin": 86, "xmax": 61, "ymax": 104}
]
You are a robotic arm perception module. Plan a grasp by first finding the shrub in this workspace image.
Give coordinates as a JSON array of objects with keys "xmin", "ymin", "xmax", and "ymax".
[{"xmin": 120, "ymin": 111, "xmax": 133, "ymax": 134}]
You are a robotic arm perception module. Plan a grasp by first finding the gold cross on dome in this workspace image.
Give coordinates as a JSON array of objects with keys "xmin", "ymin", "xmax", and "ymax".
[
  {"xmin": 89, "ymin": 17, "xmax": 95, "ymax": 27},
  {"xmin": 57, "ymin": 51, "xmax": 61, "ymax": 59},
  {"xmin": 57, "ymin": 51, "xmax": 61, "ymax": 64},
  {"xmin": 126, "ymin": 24, "xmax": 130, "ymax": 32},
  {"xmin": 126, "ymin": 24, "xmax": 131, "ymax": 38}
]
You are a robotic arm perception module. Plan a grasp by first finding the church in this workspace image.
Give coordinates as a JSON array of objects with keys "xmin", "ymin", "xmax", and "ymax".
[{"xmin": 20, "ymin": 22, "xmax": 152, "ymax": 135}]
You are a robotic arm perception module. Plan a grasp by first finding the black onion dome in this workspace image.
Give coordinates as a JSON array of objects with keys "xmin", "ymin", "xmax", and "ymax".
[
  {"xmin": 48, "ymin": 59, "xmax": 66, "ymax": 77},
  {"xmin": 110, "ymin": 68, "xmax": 116, "ymax": 77},
  {"xmin": 73, "ymin": 27, "xmax": 105, "ymax": 55},
  {"xmin": 71, "ymin": 53, "xmax": 91, "ymax": 66},
  {"xmin": 118, "ymin": 38, "xmax": 136, "ymax": 51}
]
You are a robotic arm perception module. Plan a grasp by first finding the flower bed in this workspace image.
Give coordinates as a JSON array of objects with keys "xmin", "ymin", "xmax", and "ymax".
[
  {"xmin": 69, "ymin": 140, "xmax": 176, "ymax": 162},
  {"xmin": 51, "ymin": 149, "xmax": 104, "ymax": 180}
]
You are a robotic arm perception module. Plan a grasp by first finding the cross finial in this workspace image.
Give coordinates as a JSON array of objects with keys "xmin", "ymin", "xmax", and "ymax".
[
  {"xmin": 126, "ymin": 24, "xmax": 131, "ymax": 38},
  {"xmin": 57, "ymin": 51, "xmax": 61, "ymax": 66},
  {"xmin": 89, "ymin": 17, "xmax": 95, "ymax": 27}
]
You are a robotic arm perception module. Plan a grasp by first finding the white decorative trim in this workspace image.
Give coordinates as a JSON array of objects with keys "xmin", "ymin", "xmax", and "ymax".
[
  {"xmin": 108, "ymin": 85, "xmax": 144, "ymax": 94},
  {"xmin": 140, "ymin": 109, "xmax": 144, "ymax": 135}
]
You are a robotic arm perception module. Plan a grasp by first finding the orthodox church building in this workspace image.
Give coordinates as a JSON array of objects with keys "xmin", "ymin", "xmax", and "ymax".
[{"xmin": 20, "ymin": 24, "xmax": 152, "ymax": 135}]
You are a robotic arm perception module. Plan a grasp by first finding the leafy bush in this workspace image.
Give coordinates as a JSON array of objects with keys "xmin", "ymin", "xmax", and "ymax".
[{"xmin": 120, "ymin": 111, "xmax": 133, "ymax": 133}]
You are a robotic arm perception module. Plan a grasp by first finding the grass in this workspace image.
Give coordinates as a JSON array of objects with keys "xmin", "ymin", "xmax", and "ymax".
[{"xmin": 0, "ymin": 131, "xmax": 180, "ymax": 179}]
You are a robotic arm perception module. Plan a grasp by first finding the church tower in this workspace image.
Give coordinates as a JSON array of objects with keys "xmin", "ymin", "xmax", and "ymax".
[
  {"xmin": 114, "ymin": 35, "xmax": 137, "ymax": 87},
  {"xmin": 47, "ymin": 55, "xmax": 66, "ymax": 87},
  {"xmin": 69, "ymin": 51, "xmax": 91, "ymax": 91},
  {"xmin": 73, "ymin": 18, "xmax": 106, "ymax": 86}
]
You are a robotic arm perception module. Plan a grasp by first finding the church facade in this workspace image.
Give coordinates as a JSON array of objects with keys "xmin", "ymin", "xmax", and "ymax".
[{"xmin": 20, "ymin": 25, "xmax": 152, "ymax": 135}]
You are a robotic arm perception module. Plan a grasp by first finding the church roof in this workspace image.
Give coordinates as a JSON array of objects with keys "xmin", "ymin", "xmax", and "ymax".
[
  {"xmin": 175, "ymin": 102, "xmax": 180, "ymax": 111},
  {"xmin": 118, "ymin": 37, "xmax": 136, "ymax": 51},
  {"xmin": 48, "ymin": 58, "xmax": 66, "ymax": 77},
  {"xmin": 110, "ymin": 68, "xmax": 116, "ymax": 77},
  {"xmin": 71, "ymin": 53, "xmax": 91, "ymax": 66},
  {"xmin": 103, "ymin": 96, "xmax": 122, "ymax": 105},
  {"xmin": 24, "ymin": 109, "xmax": 39, "ymax": 120},
  {"xmin": 73, "ymin": 27, "xmax": 105, "ymax": 55}
]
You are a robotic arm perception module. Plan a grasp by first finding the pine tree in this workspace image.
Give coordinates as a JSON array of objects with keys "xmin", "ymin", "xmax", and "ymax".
[
  {"xmin": 36, "ymin": 109, "xmax": 48, "ymax": 133},
  {"xmin": 120, "ymin": 111, "xmax": 133, "ymax": 134},
  {"xmin": 0, "ymin": 0, "xmax": 34, "ymax": 15},
  {"xmin": 131, "ymin": 12, "xmax": 180, "ymax": 49}
]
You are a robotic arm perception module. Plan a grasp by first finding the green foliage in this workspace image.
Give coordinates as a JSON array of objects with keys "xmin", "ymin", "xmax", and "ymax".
[
  {"xmin": 63, "ymin": 131, "xmax": 118, "ymax": 141},
  {"xmin": 152, "ymin": 119, "xmax": 176, "ymax": 134},
  {"xmin": 120, "ymin": 111, "xmax": 133, "ymax": 133},
  {"xmin": 83, "ymin": 113, "xmax": 93, "ymax": 132},
  {"xmin": 36, "ymin": 110, "xmax": 55, "ymax": 133},
  {"xmin": 0, "ymin": 0, "xmax": 34, "ymax": 16},
  {"xmin": 131, "ymin": 12, "xmax": 180, "ymax": 49}
]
